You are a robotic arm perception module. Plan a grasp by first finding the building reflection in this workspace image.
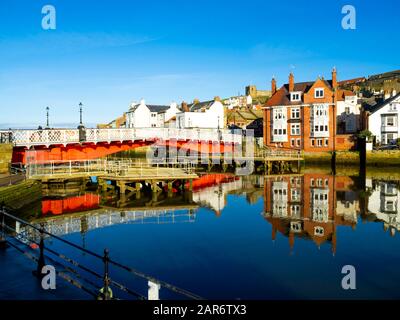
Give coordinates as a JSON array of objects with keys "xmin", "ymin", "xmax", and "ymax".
[
  {"xmin": 191, "ymin": 174, "xmax": 264, "ymax": 215},
  {"xmin": 263, "ymin": 174, "xmax": 360, "ymax": 254},
  {"xmin": 365, "ymin": 179, "xmax": 400, "ymax": 236}
]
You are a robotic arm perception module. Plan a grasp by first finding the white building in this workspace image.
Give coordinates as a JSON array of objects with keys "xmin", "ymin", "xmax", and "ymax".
[
  {"xmin": 367, "ymin": 93, "xmax": 400, "ymax": 145},
  {"xmin": 176, "ymin": 98, "xmax": 225, "ymax": 129},
  {"xmin": 126, "ymin": 100, "xmax": 180, "ymax": 128},
  {"xmin": 336, "ymin": 90, "xmax": 360, "ymax": 133}
]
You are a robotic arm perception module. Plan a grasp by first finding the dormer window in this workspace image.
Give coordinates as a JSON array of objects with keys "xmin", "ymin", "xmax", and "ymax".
[
  {"xmin": 290, "ymin": 92, "xmax": 301, "ymax": 102},
  {"xmin": 315, "ymin": 88, "xmax": 324, "ymax": 98},
  {"xmin": 314, "ymin": 226, "xmax": 325, "ymax": 236}
]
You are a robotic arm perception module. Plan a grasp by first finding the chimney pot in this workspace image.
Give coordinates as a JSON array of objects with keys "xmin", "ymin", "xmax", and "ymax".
[
  {"xmin": 271, "ymin": 77, "xmax": 277, "ymax": 95},
  {"xmin": 289, "ymin": 73, "xmax": 294, "ymax": 92},
  {"xmin": 332, "ymin": 67, "xmax": 338, "ymax": 89}
]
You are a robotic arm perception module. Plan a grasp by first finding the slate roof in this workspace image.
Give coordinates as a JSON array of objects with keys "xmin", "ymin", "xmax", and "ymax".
[
  {"xmin": 266, "ymin": 81, "xmax": 314, "ymax": 107},
  {"xmin": 364, "ymin": 93, "xmax": 400, "ymax": 114},
  {"xmin": 147, "ymin": 105, "xmax": 170, "ymax": 113},
  {"xmin": 128, "ymin": 103, "xmax": 169, "ymax": 113},
  {"xmin": 188, "ymin": 100, "xmax": 214, "ymax": 112}
]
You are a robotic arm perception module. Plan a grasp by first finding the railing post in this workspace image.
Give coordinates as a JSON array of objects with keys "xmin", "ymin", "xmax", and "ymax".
[
  {"xmin": 148, "ymin": 280, "xmax": 161, "ymax": 300},
  {"xmin": 98, "ymin": 248, "xmax": 113, "ymax": 300},
  {"xmin": 0, "ymin": 207, "xmax": 7, "ymax": 249},
  {"xmin": 35, "ymin": 225, "xmax": 46, "ymax": 278}
]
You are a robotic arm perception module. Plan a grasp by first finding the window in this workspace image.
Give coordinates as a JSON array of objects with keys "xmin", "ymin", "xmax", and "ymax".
[
  {"xmin": 291, "ymin": 108, "xmax": 300, "ymax": 119},
  {"xmin": 291, "ymin": 93, "xmax": 301, "ymax": 101},
  {"xmin": 291, "ymin": 124, "xmax": 301, "ymax": 135},
  {"xmin": 274, "ymin": 129, "xmax": 278, "ymax": 135},
  {"xmin": 296, "ymin": 139, "xmax": 301, "ymax": 147},
  {"xmin": 291, "ymin": 189, "xmax": 301, "ymax": 201},
  {"xmin": 273, "ymin": 108, "xmax": 286, "ymax": 120},
  {"xmin": 311, "ymin": 139, "xmax": 315, "ymax": 146},
  {"xmin": 325, "ymin": 139, "xmax": 329, "ymax": 147},
  {"xmin": 315, "ymin": 88, "xmax": 324, "ymax": 98},
  {"xmin": 317, "ymin": 139, "xmax": 323, "ymax": 147},
  {"xmin": 290, "ymin": 222, "xmax": 302, "ymax": 233},
  {"xmin": 387, "ymin": 117, "xmax": 395, "ymax": 126},
  {"xmin": 291, "ymin": 205, "xmax": 301, "ymax": 217},
  {"xmin": 291, "ymin": 139, "xmax": 295, "ymax": 147},
  {"xmin": 314, "ymin": 226, "xmax": 325, "ymax": 236},
  {"xmin": 151, "ymin": 113, "xmax": 157, "ymax": 118}
]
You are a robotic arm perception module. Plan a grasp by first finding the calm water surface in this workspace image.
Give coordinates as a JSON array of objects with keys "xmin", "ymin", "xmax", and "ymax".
[{"xmin": 15, "ymin": 168, "xmax": 400, "ymax": 299}]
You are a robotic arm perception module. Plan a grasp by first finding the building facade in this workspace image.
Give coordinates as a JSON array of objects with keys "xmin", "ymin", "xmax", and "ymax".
[
  {"xmin": 365, "ymin": 93, "xmax": 400, "ymax": 145},
  {"xmin": 263, "ymin": 68, "xmax": 357, "ymax": 151},
  {"xmin": 126, "ymin": 100, "xmax": 180, "ymax": 128},
  {"xmin": 176, "ymin": 97, "xmax": 225, "ymax": 129}
]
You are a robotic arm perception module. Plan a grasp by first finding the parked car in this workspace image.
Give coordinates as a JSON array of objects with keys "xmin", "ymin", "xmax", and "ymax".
[{"xmin": 377, "ymin": 144, "xmax": 400, "ymax": 150}]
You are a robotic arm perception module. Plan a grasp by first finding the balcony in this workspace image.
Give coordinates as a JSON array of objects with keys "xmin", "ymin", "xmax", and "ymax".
[{"xmin": 381, "ymin": 125, "xmax": 398, "ymax": 133}]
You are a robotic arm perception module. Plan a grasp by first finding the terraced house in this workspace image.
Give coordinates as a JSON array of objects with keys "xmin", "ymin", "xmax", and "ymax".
[{"xmin": 263, "ymin": 68, "xmax": 358, "ymax": 152}]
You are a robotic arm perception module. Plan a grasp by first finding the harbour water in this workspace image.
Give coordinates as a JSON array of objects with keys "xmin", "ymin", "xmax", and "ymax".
[{"xmin": 4, "ymin": 166, "xmax": 400, "ymax": 300}]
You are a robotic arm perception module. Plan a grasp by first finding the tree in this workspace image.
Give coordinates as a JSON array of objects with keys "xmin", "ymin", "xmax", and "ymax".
[{"xmin": 357, "ymin": 130, "xmax": 373, "ymax": 142}]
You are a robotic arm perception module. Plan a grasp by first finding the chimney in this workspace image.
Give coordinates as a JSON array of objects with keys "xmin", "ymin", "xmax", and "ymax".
[
  {"xmin": 181, "ymin": 101, "xmax": 189, "ymax": 112},
  {"xmin": 289, "ymin": 72, "xmax": 294, "ymax": 92},
  {"xmin": 332, "ymin": 67, "xmax": 337, "ymax": 89},
  {"xmin": 193, "ymin": 98, "xmax": 200, "ymax": 104},
  {"xmin": 271, "ymin": 77, "xmax": 277, "ymax": 95},
  {"xmin": 214, "ymin": 96, "xmax": 221, "ymax": 102}
]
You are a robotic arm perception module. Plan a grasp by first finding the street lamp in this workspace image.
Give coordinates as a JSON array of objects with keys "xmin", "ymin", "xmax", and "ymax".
[
  {"xmin": 46, "ymin": 107, "xmax": 50, "ymax": 129},
  {"xmin": 78, "ymin": 102, "xmax": 84, "ymax": 129}
]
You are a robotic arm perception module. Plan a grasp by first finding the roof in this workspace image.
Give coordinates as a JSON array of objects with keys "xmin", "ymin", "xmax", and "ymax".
[
  {"xmin": 336, "ymin": 89, "xmax": 356, "ymax": 101},
  {"xmin": 365, "ymin": 92, "xmax": 400, "ymax": 114},
  {"xmin": 266, "ymin": 81, "xmax": 315, "ymax": 107},
  {"xmin": 147, "ymin": 105, "xmax": 170, "ymax": 113},
  {"xmin": 128, "ymin": 103, "xmax": 169, "ymax": 113},
  {"xmin": 338, "ymin": 77, "xmax": 366, "ymax": 86},
  {"xmin": 188, "ymin": 100, "xmax": 214, "ymax": 112}
]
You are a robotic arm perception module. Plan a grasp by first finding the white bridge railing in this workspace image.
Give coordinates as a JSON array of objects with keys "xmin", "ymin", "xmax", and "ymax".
[{"xmin": 3, "ymin": 128, "xmax": 243, "ymax": 148}]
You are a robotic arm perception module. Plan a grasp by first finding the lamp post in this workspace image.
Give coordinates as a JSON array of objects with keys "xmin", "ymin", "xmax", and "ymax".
[
  {"xmin": 46, "ymin": 107, "xmax": 50, "ymax": 129},
  {"xmin": 78, "ymin": 102, "xmax": 86, "ymax": 142},
  {"xmin": 78, "ymin": 102, "xmax": 84, "ymax": 128}
]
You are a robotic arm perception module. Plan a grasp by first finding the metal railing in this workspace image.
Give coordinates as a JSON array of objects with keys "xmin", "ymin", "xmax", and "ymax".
[
  {"xmin": 3, "ymin": 128, "xmax": 244, "ymax": 148},
  {"xmin": 0, "ymin": 208, "xmax": 202, "ymax": 300}
]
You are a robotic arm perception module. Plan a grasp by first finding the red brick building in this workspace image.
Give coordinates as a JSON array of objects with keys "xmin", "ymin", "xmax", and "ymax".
[{"xmin": 263, "ymin": 68, "xmax": 357, "ymax": 152}]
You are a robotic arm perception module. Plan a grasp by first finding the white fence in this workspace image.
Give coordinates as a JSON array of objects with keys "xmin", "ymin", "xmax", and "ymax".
[{"xmin": 4, "ymin": 128, "xmax": 244, "ymax": 148}]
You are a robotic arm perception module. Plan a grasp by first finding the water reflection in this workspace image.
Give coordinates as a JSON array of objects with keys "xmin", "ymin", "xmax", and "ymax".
[
  {"xmin": 366, "ymin": 179, "xmax": 400, "ymax": 236},
  {"xmin": 12, "ymin": 172, "xmax": 400, "ymax": 252}
]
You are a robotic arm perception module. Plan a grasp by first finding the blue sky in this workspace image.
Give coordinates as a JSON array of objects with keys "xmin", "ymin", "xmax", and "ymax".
[{"xmin": 0, "ymin": 0, "xmax": 399, "ymax": 127}]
